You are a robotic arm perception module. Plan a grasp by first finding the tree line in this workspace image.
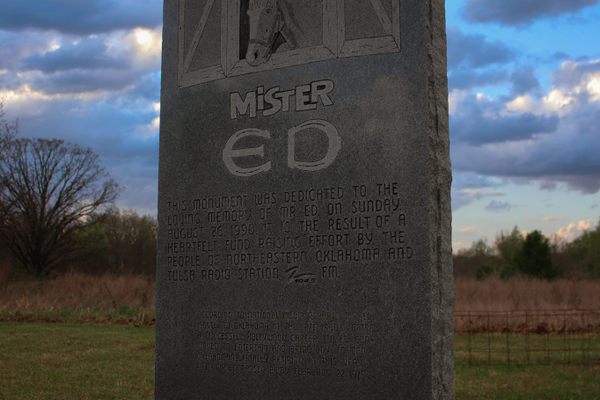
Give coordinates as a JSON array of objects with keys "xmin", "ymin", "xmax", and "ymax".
[
  {"xmin": 3, "ymin": 103, "xmax": 599, "ymax": 280},
  {"xmin": 1, "ymin": 206, "xmax": 157, "ymax": 277},
  {"xmin": 1, "ymin": 103, "xmax": 156, "ymax": 278},
  {"xmin": 454, "ymin": 223, "xmax": 600, "ymax": 280}
]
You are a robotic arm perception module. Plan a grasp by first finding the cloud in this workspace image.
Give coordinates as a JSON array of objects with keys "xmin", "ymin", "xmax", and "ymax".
[
  {"xmin": 15, "ymin": 97, "xmax": 159, "ymax": 154},
  {"xmin": 0, "ymin": 18, "xmax": 162, "ymax": 214},
  {"xmin": 454, "ymin": 171, "xmax": 504, "ymax": 189},
  {"xmin": 14, "ymin": 28, "xmax": 162, "ymax": 95},
  {"xmin": 543, "ymin": 216, "xmax": 560, "ymax": 222},
  {"xmin": 445, "ymin": 29, "xmax": 524, "ymax": 91},
  {"xmin": 0, "ymin": 0, "xmax": 162, "ymax": 34},
  {"xmin": 0, "ymin": 70, "xmax": 23, "ymax": 92},
  {"xmin": 449, "ymin": 68, "xmax": 509, "ymax": 90},
  {"xmin": 459, "ymin": 226, "xmax": 478, "ymax": 234},
  {"xmin": 2, "ymin": 81, "xmax": 160, "ymax": 213},
  {"xmin": 127, "ymin": 71, "xmax": 161, "ymax": 101},
  {"xmin": 104, "ymin": 159, "xmax": 158, "ymax": 214},
  {"xmin": 450, "ymin": 92, "xmax": 559, "ymax": 145},
  {"xmin": 0, "ymin": 30, "xmax": 60, "ymax": 70},
  {"xmin": 485, "ymin": 200, "xmax": 514, "ymax": 212},
  {"xmin": 463, "ymin": 189, "xmax": 506, "ymax": 200},
  {"xmin": 552, "ymin": 59, "xmax": 600, "ymax": 96},
  {"xmin": 447, "ymin": 28, "xmax": 516, "ymax": 69},
  {"xmin": 27, "ymin": 69, "xmax": 142, "ymax": 94},
  {"xmin": 510, "ymin": 67, "xmax": 541, "ymax": 96},
  {"xmin": 556, "ymin": 220, "xmax": 592, "ymax": 241},
  {"xmin": 453, "ymin": 188, "xmax": 505, "ymax": 211},
  {"xmin": 452, "ymin": 59, "xmax": 600, "ymax": 193},
  {"xmin": 453, "ymin": 123, "xmax": 600, "ymax": 192},
  {"xmin": 449, "ymin": 65, "xmax": 542, "ymax": 93},
  {"xmin": 23, "ymin": 37, "xmax": 127, "ymax": 73},
  {"xmin": 462, "ymin": 0, "xmax": 600, "ymax": 27},
  {"xmin": 452, "ymin": 172, "xmax": 504, "ymax": 210}
]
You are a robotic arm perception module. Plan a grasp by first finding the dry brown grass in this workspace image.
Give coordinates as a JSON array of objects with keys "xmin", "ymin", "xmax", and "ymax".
[
  {"xmin": 455, "ymin": 277, "xmax": 600, "ymax": 311},
  {"xmin": 0, "ymin": 272, "xmax": 154, "ymax": 324},
  {"xmin": 455, "ymin": 277, "xmax": 600, "ymax": 332},
  {"xmin": 2, "ymin": 273, "xmax": 600, "ymax": 328}
]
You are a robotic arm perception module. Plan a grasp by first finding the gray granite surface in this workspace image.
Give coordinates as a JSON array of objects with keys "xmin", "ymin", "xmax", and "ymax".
[{"xmin": 157, "ymin": 1, "xmax": 454, "ymax": 398}]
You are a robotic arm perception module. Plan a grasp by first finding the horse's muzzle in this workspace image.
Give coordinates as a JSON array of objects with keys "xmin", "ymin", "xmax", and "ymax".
[{"xmin": 246, "ymin": 40, "xmax": 273, "ymax": 66}]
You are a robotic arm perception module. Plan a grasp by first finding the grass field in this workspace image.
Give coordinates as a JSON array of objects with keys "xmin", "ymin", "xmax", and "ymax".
[
  {"xmin": 455, "ymin": 335, "xmax": 600, "ymax": 400},
  {"xmin": 0, "ymin": 273, "xmax": 154, "ymax": 325},
  {"xmin": 456, "ymin": 363, "xmax": 600, "ymax": 400},
  {"xmin": 0, "ymin": 323, "xmax": 154, "ymax": 400},
  {"xmin": 1, "ymin": 322, "xmax": 599, "ymax": 400}
]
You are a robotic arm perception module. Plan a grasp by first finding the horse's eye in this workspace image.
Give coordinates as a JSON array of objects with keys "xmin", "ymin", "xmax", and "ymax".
[{"xmin": 265, "ymin": 8, "xmax": 272, "ymax": 14}]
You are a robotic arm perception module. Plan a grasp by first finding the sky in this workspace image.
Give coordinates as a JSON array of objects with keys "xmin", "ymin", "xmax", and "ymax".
[{"xmin": 0, "ymin": 0, "xmax": 599, "ymax": 251}]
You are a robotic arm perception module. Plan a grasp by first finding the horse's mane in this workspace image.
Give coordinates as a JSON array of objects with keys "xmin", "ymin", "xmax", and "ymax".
[
  {"xmin": 278, "ymin": 0, "xmax": 307, "ymax": 48},
  {"xmin": 248, "ymin": 0, "xmax": 271, "ymax": 10}
]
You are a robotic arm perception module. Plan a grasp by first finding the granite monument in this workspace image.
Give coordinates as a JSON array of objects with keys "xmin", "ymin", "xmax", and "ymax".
[{"xmin": 157, "ymin": 0, "xmax": 453, "ymax": 398}]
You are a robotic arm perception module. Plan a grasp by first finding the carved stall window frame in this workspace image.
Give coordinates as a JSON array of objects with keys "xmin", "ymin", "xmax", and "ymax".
[
  {"xmin": 178, "ymin": 0, "xmax": 401, "ymax": 88},
  {"xmin": 337, "ymin": 0, "xmax": 401, "ymax": 57}
]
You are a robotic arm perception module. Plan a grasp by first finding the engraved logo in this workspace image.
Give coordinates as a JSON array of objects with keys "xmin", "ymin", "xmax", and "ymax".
[
  {"xmin": 286, "ymin": 266, "xmax": 317, "ymax": 285},
  {"xmin": 179, "ymin": 0, "xmax": 401, "ymax": 87}
]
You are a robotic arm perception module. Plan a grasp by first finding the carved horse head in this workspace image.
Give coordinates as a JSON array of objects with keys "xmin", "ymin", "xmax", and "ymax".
[{"xmin": 245, "ymin": 0, "xmax": 305, "ymax": 66}]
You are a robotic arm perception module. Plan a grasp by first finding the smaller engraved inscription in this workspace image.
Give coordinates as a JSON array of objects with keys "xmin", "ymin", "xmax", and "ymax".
[
  {"xmin": 193, "ymin": 309, "xmax": 374, "ymax": 380},
  {"xmin": 163, "ymin": 181, "xmax": 414, "ymax": 288}
]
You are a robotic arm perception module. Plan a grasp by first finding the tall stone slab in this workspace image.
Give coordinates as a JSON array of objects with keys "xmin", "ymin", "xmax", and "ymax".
[{"xmin": 157, "ymin": 0, "xmax": 453, "ymax": 399}]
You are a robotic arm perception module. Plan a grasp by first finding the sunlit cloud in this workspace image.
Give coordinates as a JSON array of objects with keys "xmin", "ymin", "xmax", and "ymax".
[
  {"xmin": 542, "ymin": 89, "xmax": 575, "ymax": 113},
  {"xmin": 452, "ymin": 58, "xmax": 600, "ymax": 193},
  {"xmin": 128, "ymin": 27, "xmax": 163, "ymax": 66},
  {"xmin": 506, "ymin": 95, "xmax": 536, "ymax": 113},
  {"xmin": 588, "ymin": 76, "xmax": 600, "ymax": 101},
  {"xmin": 543, "ymin": 216, "xmax": 561, "ymax": 223},
  {"xmin": 459, "ymin": 226, "xmax": 478, "ymax": 234},
  {"xmin": 556, "ymin": 220, "xmax": 592, "ymax": 241},
  {"xmin": 1, "ymin": 85, "xmax": 65, "ymax": 103}
]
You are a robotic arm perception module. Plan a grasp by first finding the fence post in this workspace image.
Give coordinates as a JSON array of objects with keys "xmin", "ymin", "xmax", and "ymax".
[
  {"xmin": 455, "ymin": 308, "xmax": 598, "ymax": 368},
  {"xmin": 487, "ymin": 313, "xmax": 491, "ymax": 365},
  {"xmin": 467, "ymin": 311, "xmax": 472, "ymax": 367},
  {"xmin": 525, "ymin": 311, "xmax": 530, "ymax": 364},
  {"xmin": 582, "ymin": 311, "xmax": 587, "ymax": 364},
  {"xmin": 506, "ymin": 312, "xmax": 510, "ymax": 366},
  {"xmin": 565, "ymin": 310, "xmax": 571, "ymax": 364}
]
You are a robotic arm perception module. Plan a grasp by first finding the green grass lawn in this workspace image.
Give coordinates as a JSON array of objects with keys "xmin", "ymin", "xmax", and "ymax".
[
  {"xmin": 457, "ymin": 364, "xmax": 600, "ymax": 400},
  {"xmin": 1, "ymin": 322, "xmax": 599, "ymax": 400},
  {"xmin": 0, "ymin": 323, "xmax": 154, "ymax": 400}
]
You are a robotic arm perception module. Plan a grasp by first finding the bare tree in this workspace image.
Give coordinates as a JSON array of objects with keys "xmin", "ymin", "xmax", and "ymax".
[
  {"xmin": 0, "ymin": 137, "xmax": 119, "ymax": 277},
  {"xmin": 0, "ymin": 102, "xmax": 17, "ymax": 153},
  {"xmin": 0, "ymin": 102, "xmax": 18, "ymax": 263}
]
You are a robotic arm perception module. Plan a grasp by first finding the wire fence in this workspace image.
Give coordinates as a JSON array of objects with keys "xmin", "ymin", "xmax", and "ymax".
[{"xmin": 455, "ymin": 309, "xmax": 600, "ymax": 366}]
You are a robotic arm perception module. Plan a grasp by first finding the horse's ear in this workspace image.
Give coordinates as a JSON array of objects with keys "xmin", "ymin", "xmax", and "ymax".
[
  {"xmin": 278, "ymin": 0, "xmax": 306, "ymax": 46},
  {"xmin": 278, "ymin": 0, "xmax": 300, "ymax": 31}
]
